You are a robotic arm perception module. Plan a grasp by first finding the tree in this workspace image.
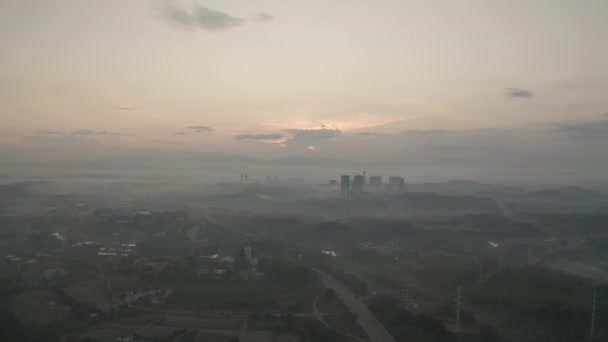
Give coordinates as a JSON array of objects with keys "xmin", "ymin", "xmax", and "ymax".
[
  {"xmin": 323, "ymin": 288, "xmax": 335, "ymax": 300},
  {"xmin": 479, "ymin": 325, "xmax": 499, "ymax": 342}
]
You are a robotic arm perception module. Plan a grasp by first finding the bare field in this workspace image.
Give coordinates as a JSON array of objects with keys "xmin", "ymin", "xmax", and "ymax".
[
  {"xmin": 549, "ymin": 261, "xmax": 608, "ymax": 283},
  {"xmin": 133, "ymin": 325, "xmax": 176, "ymax": 339},
  {"xmin": 247, "ymin": 331, "xmax": 300, "ymax": 342},
  {"xmin": 78, "ymin": 324, "xmax": 133, "ymax": 342},
  {"xmin": 161, "ymin": 313, "xmax": 243, "ymax": 330},
  {"xmin": 9, "ymin": 290, "xmax": 72, "ymax": 327},
  {"xmin": 64, "ymin": 278, "xmax": 117, "ymax": 312}
]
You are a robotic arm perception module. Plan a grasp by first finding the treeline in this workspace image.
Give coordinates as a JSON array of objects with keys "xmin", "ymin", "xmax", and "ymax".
[
  {"xmin": 257, "ymin": 258, "xmax": 316, "ymax": 288},
  {"xmin": 0, "ymin": 281, "xmax": 58, "ymax": 342},
  {"xmin": 249, "ymin": 313, "xmax": 345, "ymax": 342},
  {"xmin": 533, "ymin": 212, "xmax": 608, "ymax": 235},
  {"xmin": 310, "ymin": 262, "xmax": 369, "ymax": 297},
  {"xmin": 169, "ymin": 286, "xmax": 281, "ymax": 310},
  {"xmin": 368, "ymin": 295, "xmax": 464, "ymax": 342},
  {"xmin": 393, "ymin": 192, "xmax": 500, "ymax": 214},
  {"xmin": 367, "ymin": 295, "xmax": 499, "ymax": 342},
  {"xmin": 472, "ymin": 265, "xmax": 608, "ymax": 341},
  {"xmin": 294, "ymin": 215, "xmax": 542, "ymax": 247},
  {"xmin": 167, "ymin": 258, "xmax": 317, "ymax": 311},
  {"xmin": 0, "ymin": 309, "xmax": 58, "ymax": 342}
]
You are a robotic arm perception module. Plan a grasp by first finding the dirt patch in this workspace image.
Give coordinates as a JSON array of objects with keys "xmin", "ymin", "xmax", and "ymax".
[
  {"xmin": 64, "ymin": 278, "xmax": 117, "ymax": 312},
  {"xmin": 161, "ymin": 313, "xmax": 243, "ymax": 330},
  {"xmin": 9, "ymin": 290, "xmax": 72, "ymax": 327},
  {"xmin": 247, "ymin": 331, "xmax": 300, "ymax": 342}
]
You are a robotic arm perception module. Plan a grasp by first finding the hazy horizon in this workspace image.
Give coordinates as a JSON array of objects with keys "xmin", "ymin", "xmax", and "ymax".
[
  {"xmin": 2, "ymin": 0, "xmax": 608, "ymax": 180},
  {"xmin": 3, "ymin": 4, "xmax": 608, "ymax": 340}
]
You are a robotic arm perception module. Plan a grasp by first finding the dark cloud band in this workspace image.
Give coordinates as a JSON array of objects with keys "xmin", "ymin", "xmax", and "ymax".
[
  {"xmin": 71, "ymin": 129, "xmax": 126, "ymax": 136},
  {"xmin": 187, "ymin": 126, "xmax": 213, "ymax": 133},
  {"xmin": 284, "ymin": 128, "xmax": 341, "ymax": 140},
  {"xmin": 235, "ymin": 133, "xmax": 283, "ymax": 140},
  {"xmin": 163, "ymin": 3, "xmax": 273, "ymax": 32},
  {"xmin": 506, "ymin": 88, "xmax": 534, "ymax": 98}
]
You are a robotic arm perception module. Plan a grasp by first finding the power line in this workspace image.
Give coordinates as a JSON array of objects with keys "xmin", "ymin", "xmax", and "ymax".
[
  {"xmin": 455, "ymin": 286, "xmax": 463, "ymax": 332},
  {"xmin": 401, "ymin": 274, "xmax": 417, "ymax": 313},
  {"xmin": 590, "ymin": 290, "xmax": 598, "ymax": 340},
  {"xmin": 402, "ymin": 278, "xmax": 411, "ymax": 311}
]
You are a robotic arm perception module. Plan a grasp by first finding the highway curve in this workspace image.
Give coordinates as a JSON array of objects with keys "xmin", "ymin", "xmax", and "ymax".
[{"xmin": 314, "ymin": 269, "xmax": 397, "ymax": 342}]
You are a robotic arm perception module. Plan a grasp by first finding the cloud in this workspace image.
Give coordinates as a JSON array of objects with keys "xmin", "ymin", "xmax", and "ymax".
[
  {"xmin": 71, "ymin": 129, "xmax": 127, "ymax": 136},
  {"xmin": 235, "ymin": 133, "xmax": 284, "ymax": 141},
  {"xmin": 356, "ymin": 132, "xmax": 385, "ymax": 137},
  {"xmin": 34, "ymin": 129, "xmax": 129, "ymax": 137},
  {"xmin": 187, "ymin": 126, "xmax": 213, "ymax": 133},
  {"xmin": 154, "ymin": 140, "xmax": 196, "ymax": 146},
  {"xmin": 254, "ymin": 13, "xmax": 273, "ymax": 22},
  {"xmin": 401, "ymin": 129, "xmax": 452, "ymax": 136},
  {"xmin": 35, "ymin": 130, "xmax": 62, "ymax": 135},
  {"xmin": 284, "ymin": 128, "xmax": 342, "ymax": 140},
  {"xmin": 506, "ymin": 88, "xmax": 534, "ymax": 98},
  {"xmin": 115, "ymin": 106, "xmax": 136, "ymax": 111},
  {"xmin": 553, "ymin": 120, "xmax": 608, "ymax": 140},
  {"xmin": 163, "ymin": 2, "xmax": 244, "ymax": 31}
]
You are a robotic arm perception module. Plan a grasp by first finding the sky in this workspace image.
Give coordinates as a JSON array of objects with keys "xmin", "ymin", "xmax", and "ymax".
[{"xmin": 1, "ymin": 0, "xmax": 608, "ymax": 178}]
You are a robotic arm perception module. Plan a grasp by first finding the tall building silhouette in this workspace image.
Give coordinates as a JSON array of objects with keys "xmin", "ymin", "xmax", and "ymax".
[
  {"xmin": 388, "ymin": 176, "xmax": 405, "ymax": 192},
  {"xmin": 370, "ymin": 176, "xmax": 382, "ymax": 187},
  {"xmin": 340, "ymin": 175, "xmax": 350, "ymax": 195},
  {"xmin": 353, "ymin": 175, "xmax": 365, "ymax": 194}
]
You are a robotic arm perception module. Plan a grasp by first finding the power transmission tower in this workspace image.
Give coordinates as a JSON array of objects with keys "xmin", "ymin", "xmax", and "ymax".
[
  {"xmin": 479, "ymin": 256, "xmax": 484, "ymax": 282},
  {"xmin": 590, "ymin": 290, "xmax": 598, "ymax": 340},
  {"xmin": 455, "ymin": 286, "xmax": 463, "ymax": 332},
  {"xmin": 402, "ymin": 276, "xmax": 411, "ymax": 311},
  {"xmin": 498, "ymin": 250, "xmax": 504, "ymax": 272}
]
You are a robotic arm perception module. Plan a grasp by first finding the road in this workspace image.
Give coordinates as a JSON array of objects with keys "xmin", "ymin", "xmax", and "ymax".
[
  {"xmin": 312, "ymin": 294, "xmax": 368, "ymax": 342},
  {"xmin": 314, "ymin": 269, "xmax": 397, "ymax": 342}
]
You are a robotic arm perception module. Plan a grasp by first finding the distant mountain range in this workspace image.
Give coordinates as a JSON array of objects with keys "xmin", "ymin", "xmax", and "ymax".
[
  {"xmin": 519, "ymin": 186, "xmax": 606, "ymax": 203},
  {"xmin": 186, "ymin": 155, "xmax": 359, "ymax": 168},
  {"xmin": 0, "ymin": 181, "xmax": 54, "ymax": 198},
  {"xmin": 409, "ymin": 180, "xmax": 493, "ymax": 195},
  {"xmin": 269, "ymin": 156, "xmax": 358, "ymax": 167}
]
